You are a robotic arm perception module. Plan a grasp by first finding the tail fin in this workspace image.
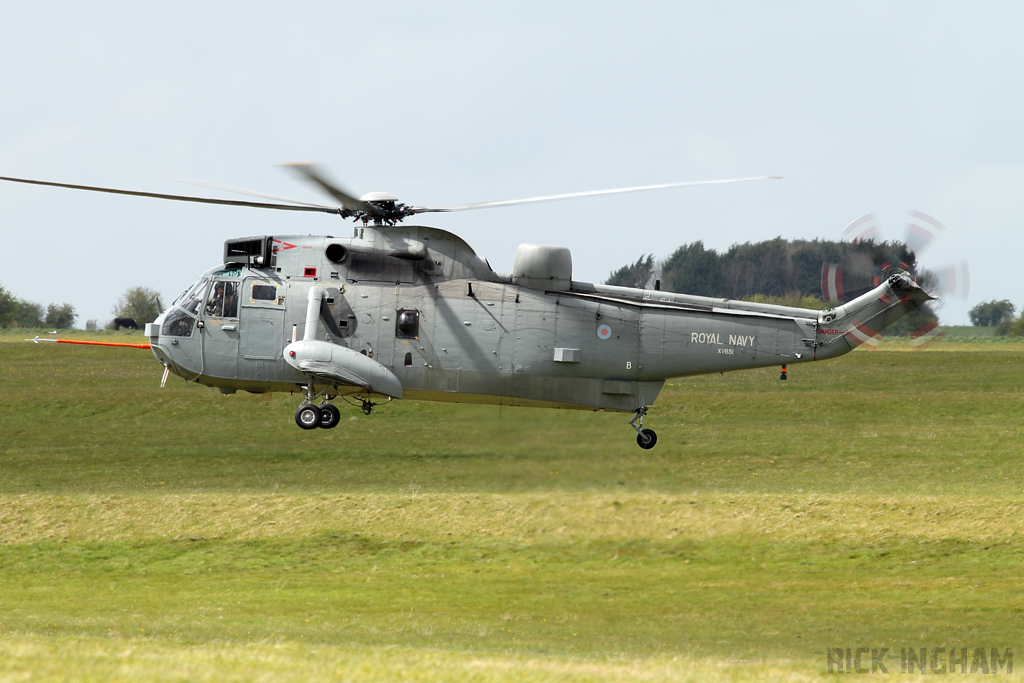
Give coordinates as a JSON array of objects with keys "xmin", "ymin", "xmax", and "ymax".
[{"xmin": 816, "ymin": 272, "xmax": 935, "ymax": 356}]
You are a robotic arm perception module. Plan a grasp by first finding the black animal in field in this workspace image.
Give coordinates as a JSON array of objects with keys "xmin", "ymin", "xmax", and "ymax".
[{"xmin": 112, "ymin": 317, "xmax": 138, "ymax": 330}]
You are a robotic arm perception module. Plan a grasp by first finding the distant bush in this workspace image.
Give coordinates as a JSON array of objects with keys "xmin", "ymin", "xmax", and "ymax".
[
  {"xmin": 44, "ymin": 303, "xmax": 77, "ymax": 329},
  {"xmin": 0, "ymin": 284, "xmax": 55, "ymax": 328},
  {"xmin": 15, "ymin": 300, "xmax": 44, "ymax": 327},
  {"xmin": 112, "ymin": 286, "xmax": 165, "ymax": 326},
  {"xmin": 969, "ymin": 300, "xmax": 1016, "ymax": 328},
  {"xmin": 1003, "ymin": 313, "xmax": 1024, "ymax": 338}
]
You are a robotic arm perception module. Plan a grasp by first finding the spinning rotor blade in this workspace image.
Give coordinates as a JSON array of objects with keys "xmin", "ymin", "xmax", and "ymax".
[
  {"xmin": 902, "ymin": 211, "xmax": 969, "ymax": 300},
  {"xmin": 179, "ymin": 180, "xmax": 337, "ymax": 210},
  {"xmin": 924, "ymin": 261, "xmax": 970, "ymax": 300},
  {"xmin": 904, "ymin": 210, "xmax": 945, "ymax": 255},
  {"xmin": 413, "ymin": 176, "xmax": 783, "ymax": 214},
  {"xmin": 279, "ymin": 163, "xmax": 380, "ymax": 215},
  {"xmin": 841, "ymin": 213, "xmax": 880, "ymax": 244},
  {"xmin": 0, "ymin": 175, "xmax": 340, "ymax": 214}
]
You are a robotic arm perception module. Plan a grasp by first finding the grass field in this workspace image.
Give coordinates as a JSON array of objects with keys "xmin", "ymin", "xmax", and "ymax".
[{"xmin": 1, "ymin": 330, "xmax": 1022, "ymax": 681}]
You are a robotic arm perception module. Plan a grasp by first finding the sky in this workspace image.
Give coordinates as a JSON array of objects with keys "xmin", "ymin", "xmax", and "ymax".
[{"xmin": 1, "ymin": 2, "xmax": 1021, "ymax": 326}]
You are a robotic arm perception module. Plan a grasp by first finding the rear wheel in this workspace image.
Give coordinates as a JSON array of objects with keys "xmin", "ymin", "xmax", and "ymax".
[
  {"xmin": 295, "ymin": 404, "xmax": 321, "ymax": 430},
  {"xmin": 636, "ymin": 428, "xmax": 657, "ymax": 449},
  {"xmin": 318, "ymin": 403, "xmax": 341, "ymax": 429}
]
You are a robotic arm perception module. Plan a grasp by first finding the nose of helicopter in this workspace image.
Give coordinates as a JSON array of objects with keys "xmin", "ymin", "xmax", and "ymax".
[{"xmin": 145, "ymin": 309, "xmax": 198, "ymax": 379}]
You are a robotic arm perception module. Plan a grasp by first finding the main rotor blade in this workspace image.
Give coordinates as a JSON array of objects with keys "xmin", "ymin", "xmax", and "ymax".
[
  {"xmin": 414, "ymin": 176, "xmax": 783, "ymax": 213},
  {"xmin": 0, "ymin": 175, "xmax": 341, "ymax": 214},
  {"xmin": 179, "ymin": 179, "xmax": 337, "ymax": 209},
  {"xmin": 279, "ymin": 163, "xmax": 380, "ymax": 215}
]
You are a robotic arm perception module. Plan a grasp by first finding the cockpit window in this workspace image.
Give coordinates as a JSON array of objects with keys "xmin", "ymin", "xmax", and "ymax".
[
  {"xmin": 205, "ymin": 281, "xmax": 239, "ymax": 318},
  {"xmin": 175, "ymin": 277, "xmax": 209, "ymax": 315},
  {"xmin": 162, "ymin": 308, "xmax": 195, "ymax": 337}
]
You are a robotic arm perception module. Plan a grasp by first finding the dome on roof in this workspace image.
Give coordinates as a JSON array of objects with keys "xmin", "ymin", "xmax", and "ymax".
[{"xmin": 360, "ymin": 191, "xmax": 399, "ymax": 202}]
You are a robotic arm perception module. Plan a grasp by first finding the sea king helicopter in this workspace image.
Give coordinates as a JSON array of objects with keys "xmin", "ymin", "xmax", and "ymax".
[{"xmin": 2, "ymin": 165, "xmax": 934, "ymax": 448}]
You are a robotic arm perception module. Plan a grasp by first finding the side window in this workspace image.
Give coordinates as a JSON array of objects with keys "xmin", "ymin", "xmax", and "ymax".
[
  {"xmin": 245, "ymin": 279, "xmax": 283, "ymax": 307},
  {"xmin": 162, "ymin": 308, "xmax": 195, "ymax": 337},
  {"xmin": 204, "ymin": 281, "xmax": 239, "ymax": 318},
  {"xmin": 252, "ymin": 284, "xmax": 276, "ymax": 301},
  {"xmin": 395, "ymin": 309, "xmax": 419, "ymax": 339}
]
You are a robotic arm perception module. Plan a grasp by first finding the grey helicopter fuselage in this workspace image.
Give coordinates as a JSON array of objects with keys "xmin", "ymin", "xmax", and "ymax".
[{"xmin": 146, "ymin": 223, "xmax": 932, "ymax": 432}]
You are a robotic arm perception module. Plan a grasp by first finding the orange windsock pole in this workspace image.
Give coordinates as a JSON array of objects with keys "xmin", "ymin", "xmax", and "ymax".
[{"xmin": 26, "ymin": 336, "xmax": 151, "ymax": 349}]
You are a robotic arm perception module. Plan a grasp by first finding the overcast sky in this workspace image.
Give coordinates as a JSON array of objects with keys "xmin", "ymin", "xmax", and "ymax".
[{"xmin": 1, "ymin": 2, "xmax": 1021, "ymax": 325}]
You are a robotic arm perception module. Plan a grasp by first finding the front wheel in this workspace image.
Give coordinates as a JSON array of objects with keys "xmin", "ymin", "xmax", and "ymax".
[
  {"xmin": 318, "ymin": 403, "xmax": 341, "ymax": 429},
  {"xmin": 295, "ymin": 404, "xmax": 321, "ymax": 430},
  {"xmin": 636, "ymin": 428, "xmax": 657, "ymax": 449}
]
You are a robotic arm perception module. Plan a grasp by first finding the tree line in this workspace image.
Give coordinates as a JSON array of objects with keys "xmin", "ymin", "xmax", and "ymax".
[
  {"xmin": 607, "ymin": 237, "xmax": 918, "ymax": 298},
  {"xmin": 0, "ymin": 286, "xmax": 77, "ymax": 328},
  {"xmin": 0, "ymin": 284, "xmax": 163, "ymax": 330},
  {"xmin": 606, "ymin": 238, "xmax": 1024, "ymax": 336},
  {"xmin": 967, "ymin": 299, "xmax": 1024, "ymax": 336},
  {"xmin": 605, "ymin": 237, "xmax": 934, "ymax": 334}
]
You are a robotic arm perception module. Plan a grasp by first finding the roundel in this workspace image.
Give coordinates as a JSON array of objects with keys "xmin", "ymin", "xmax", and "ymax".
[{"xmin": 597, "ymin": 324, "xmax": 612, "ymax": 340}]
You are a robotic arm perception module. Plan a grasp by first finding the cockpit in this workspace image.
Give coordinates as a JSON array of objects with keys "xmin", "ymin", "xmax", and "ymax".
[{"xmin": 161, "ymin": 271, "xmax": 283, "ymax": 339}]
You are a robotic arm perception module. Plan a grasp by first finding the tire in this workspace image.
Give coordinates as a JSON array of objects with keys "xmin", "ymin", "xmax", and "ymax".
[
  {"xmin": 636, "ymin": 428, "xmax": 658, "ymax": 449},
  {"xmin": 295, "ymin": 404, "xmax": 321, "ymax": 430},
  {"xmin": 318, "ymin": 403, "xmax": 341, "ymax": 429}
]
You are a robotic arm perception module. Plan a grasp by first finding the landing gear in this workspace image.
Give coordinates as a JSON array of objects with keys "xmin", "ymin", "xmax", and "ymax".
[
  {"xmin": 636, "ymin": 429, "xmax": 658, "ymax": 449},
  {"xmin": 318, "ymin": 402, "xmax": 341, "ymax": 429},
  {"xmin": 292, "ymin": 382, "xmax": 386, "ymax": 429},
  {"xmin": 630, "ymin": 406, "xmax": 657, "ymax": 449},
  {"xmin": 295, "ymin": 403, "xmax": 321, "ymax": 430},
  {"xmin": 294, "ymin": 382, "xmax": 339, "ymax": 430}
]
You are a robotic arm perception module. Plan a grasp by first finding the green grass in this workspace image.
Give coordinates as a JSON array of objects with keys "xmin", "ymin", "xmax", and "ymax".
[
  {"xmin": 1, "ymin": 331, "xmax": 1022, "ymax": 680},
  {"xmin": 942, "ymin": 325, "xmax": 1000, "ymax": 338}
]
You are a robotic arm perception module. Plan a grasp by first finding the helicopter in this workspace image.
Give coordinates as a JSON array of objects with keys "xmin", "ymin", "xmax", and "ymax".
[{"xmin": 1, "ymin": 165, "xmax": 934, "ymax": 448}]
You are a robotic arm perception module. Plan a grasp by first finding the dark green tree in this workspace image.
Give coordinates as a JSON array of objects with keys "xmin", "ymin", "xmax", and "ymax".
[
  {"xmin": 968, "ymin": 300, "xmax": 1016, "ymax": 327},
  {"xmin": 0, "ymin": 285, "xmax": 16, "ymax": 327},
  {"xmin": 44, "ymin": 302, "xmax": 77, "ymax": 329},
  {"xmin": 605, "ymin": 254, "xmax": 657, "ymax": 289},
  {"xmin": 1004, "ymin": 313, "xmax": 1024, "ymax": 337},
  {"xmin": 113, "ymin": 286, "xmax": 165, "ymax": 325},
  {"xmin": 15, "ymin": 299, "xmax": 43, "ymax": 327},
  {"xmin": 720, "ymin": 237, "xmax": 793, "ymax": 298},
  {"xmin": 661, "ymin": 241, "xmax": 723, "ymax": 296}
]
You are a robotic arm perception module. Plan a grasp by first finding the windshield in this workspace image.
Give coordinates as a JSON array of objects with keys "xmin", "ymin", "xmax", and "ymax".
[{"xmin": 175, "ymin": 278, "xmax": 209, "ymax": 315}]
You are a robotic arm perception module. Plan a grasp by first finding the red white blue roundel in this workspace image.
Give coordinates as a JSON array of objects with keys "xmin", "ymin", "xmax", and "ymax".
[{"xmin": 597, "ymin": 324, "xmax": 612, "ymax": 340}]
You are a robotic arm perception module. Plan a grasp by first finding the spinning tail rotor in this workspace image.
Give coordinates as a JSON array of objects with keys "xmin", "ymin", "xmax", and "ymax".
[{"xmin": 821, "ymin": 211, "xmax": 969, "ymax": 346}]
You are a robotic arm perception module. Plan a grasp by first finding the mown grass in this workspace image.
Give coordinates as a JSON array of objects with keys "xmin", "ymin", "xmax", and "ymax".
[{"xmin": 1, "ymin": 331, "xmax": 1022, "ymax": 680}]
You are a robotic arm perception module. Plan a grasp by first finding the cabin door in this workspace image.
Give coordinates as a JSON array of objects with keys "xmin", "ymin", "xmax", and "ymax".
[
  {"xmin": 239, "ymin": 277, "xmax": 286, "ymax": 380},
  {"xmin": 199, "ymin": 278, "xmax": 240, "ymax": 379}
]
